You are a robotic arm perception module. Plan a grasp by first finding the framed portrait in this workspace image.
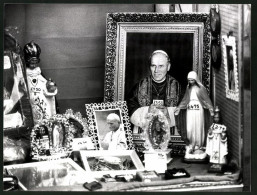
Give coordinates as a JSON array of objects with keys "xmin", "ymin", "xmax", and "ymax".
[
  {"xmin": 104, "ymin": 12, "xmax": 211, "ymax": 103},
  {"xmin": 85, "ymin": 101, "xmax": 134, "ymax": 150},
  {"xmin": 222, "ymin": 35, "xmax": 239, "ymax": 101},
  {"xmin": 79, "ymin": 150, "xmax": 144, "ymax": 178},
  {"xmin": 4, "ymin": 158, "xmax": 95, "ymax": 191},
  {"xmin": 30, "ymin": 110, "xmax": 94, "ymax": 161}
]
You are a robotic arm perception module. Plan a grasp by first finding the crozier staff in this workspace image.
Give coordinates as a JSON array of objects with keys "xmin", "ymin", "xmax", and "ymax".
[{"xmin": 101, "ymin": 113, "xmax": 128, "ymax": 150}]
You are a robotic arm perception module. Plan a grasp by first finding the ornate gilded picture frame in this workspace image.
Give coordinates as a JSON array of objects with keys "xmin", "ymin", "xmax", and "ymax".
[
  {"xmin": 222, "ymin": 35, "xmax": 239, "ymax": 101},
  {"xmin": 85, "ymin": 101, "xmax": 134, "ymax": 150},
  {"xmin": 30, "ymin": 109, "xmax": 93, "ymax": 161},
  {"xmin": 104, "ymin": 12, "xmax": 211, "ymax": 102}
]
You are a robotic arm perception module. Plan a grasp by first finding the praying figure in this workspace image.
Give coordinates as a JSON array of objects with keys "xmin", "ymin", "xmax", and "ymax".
[{"xmin": 175, "ymin": 71, "xmax": 214, "ymax": 159}]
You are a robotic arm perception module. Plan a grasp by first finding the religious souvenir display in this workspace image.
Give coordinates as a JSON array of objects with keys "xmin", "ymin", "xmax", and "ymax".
[
  {"xmin": 24, "ymin": 41, "xmax": 58, "ymax": 124},
  {"xmin": 175, "ymin": 71, "xmax": 214, "ymax": 162},
  {"xmin": 85, "ymin": 101, "xmax": 134, "ymax": 150},
  {"xmin": 131, "ymin": 104, "xmax": 172, "ymax": 173},
  {"xmin": 79, "ymin": 150, "xmax": 144, "ymax": 178},
  {"xmin": 206, "ymin": 106, "xmax": 228, "ymax": 172},
  {"xmin": 103, "ymin": 13, "xmax": 212, "ymax": 157},
  {"xmin": 3, "ymin": 28, "xmax": 33, "ymax": 130},
  {"xmin": 4, "ymin": 158, "xmax": 95, "ymax": 191},
  {"xmin": 30, "ymin": 109, "xmax": 94, "ymax": 161}
]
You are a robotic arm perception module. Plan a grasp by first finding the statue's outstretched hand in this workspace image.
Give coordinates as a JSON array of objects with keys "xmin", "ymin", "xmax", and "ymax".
[
  {"xmin": 174, "ymin": 107, "xmax": 180, "ymax": 115},
  {"xmin": 209, "ymin": 109, "xmax": 214, "ymax": 116}
]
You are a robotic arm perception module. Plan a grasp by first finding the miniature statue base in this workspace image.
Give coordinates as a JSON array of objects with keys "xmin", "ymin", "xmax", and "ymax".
[
  {"xmin": 183, "ymin": 145, "xmax": 208, "ymax": 163},
  {"xmin": 183, "ymin": 152, "xmax": 208, "ymax": 163},
  {"xmin": 208, "ymin": 163, "xmax": 224, "ymax": 173}
]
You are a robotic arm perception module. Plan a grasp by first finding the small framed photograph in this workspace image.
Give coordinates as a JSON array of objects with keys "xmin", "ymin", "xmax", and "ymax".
[
  {"xmin": 4, "ymin": 158, "xmax": 95, "ymax": 191},
  {"xmin": 79, "ymin": 150, "xmax": 144, "ymax": 178},
  {"xmin": 222, "ymin": 35, "xmax": 239, "ymax": 101},
  {"xmin": 30, "ymin": 109, "xmax": 94, "ymax": 161},
  {"xmin": 85, "ymin": 101, "xmax": 134, "ymax": 150}
]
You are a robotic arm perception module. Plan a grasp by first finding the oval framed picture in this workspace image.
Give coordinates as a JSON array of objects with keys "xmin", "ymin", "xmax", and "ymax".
[{"xmin": 144, "ymin": 107, "xmax": 170, "ymax": 151}]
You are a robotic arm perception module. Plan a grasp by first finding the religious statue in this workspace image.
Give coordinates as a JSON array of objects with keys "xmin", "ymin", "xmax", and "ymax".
[
  {"xmin": 175, "ymin": 71, "xmax": 214, "ymax": 161},
  {"xmin": 206, "ymin": 106, "xmax": 228, "ymax": 172},
  {"xmin": 52, "ymin": 122, "xmax": 64, "ymax": 149},
  {"xmin": 24, "ymin": 41, "xmax": 58, "ymax": 124}
]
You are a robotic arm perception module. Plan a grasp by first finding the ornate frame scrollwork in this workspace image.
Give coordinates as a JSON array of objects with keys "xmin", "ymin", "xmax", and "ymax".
[
  {"xmin": 30, "ymin": 109, "xmax": 91, "ymax": 161},
  {"xmin": 221, "ymin": 35, "xmax": 239, "ymax": 101},
  {"xmin": 104, "ymin": 12, "xmax": 211, "ymax": 102},
  {"xmin": 85, "ymin": 101, "xmax": 134, "ymax": 150},
  {"xmin": 64, "ymin": 109, "xmax": 90, "ymax": 138}
]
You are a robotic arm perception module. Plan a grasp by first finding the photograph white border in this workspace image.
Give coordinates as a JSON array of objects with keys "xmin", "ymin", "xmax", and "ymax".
[
  {"xmin": 222, "ymin": 35, "xmax": 239, "ymax": 101},
  {"xmin": 85, "ymin": 101, "xmax": 134, "ymax": 150},
  {"xmin": 79, "ymin": 150, "xmax": 144, "ymax": 178}
]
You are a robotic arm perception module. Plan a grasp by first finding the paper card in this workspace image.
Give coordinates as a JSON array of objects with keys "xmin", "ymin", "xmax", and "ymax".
[
  {"xmin": 153, "ymin": 100, "xmax": 164, "ymax": 106},
  {"xmin": 144, "ymin": 152, "xmax": 167, "ymax": 173},
  {"xmin": 4, "ymin": 56, "xmax": 11, "ymax": 69},
  {"xmin": 72, "ymin": 137, "xmax": 95, "ymax": 150},
  {"xmin": 210, "ymin": 123, "xmax": 227, "ymax": 131}
]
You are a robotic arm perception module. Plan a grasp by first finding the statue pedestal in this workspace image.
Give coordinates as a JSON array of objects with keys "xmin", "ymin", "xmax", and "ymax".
[
  {"xmin": 183, "ymin": 157, "xmax": 208, "ymax": 164},
  {"xmin": 144, "ymin": 149, "xmax": 172, "ymax": 173},
  {"xmin": 183, "ymin": 146, "xmax": 208, "ymax": 163}
]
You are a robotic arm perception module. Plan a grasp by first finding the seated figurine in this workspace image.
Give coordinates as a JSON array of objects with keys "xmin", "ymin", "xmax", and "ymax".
[{"xmin": 24, "ymin": 41, "xmax": 58, "ymax": 124}]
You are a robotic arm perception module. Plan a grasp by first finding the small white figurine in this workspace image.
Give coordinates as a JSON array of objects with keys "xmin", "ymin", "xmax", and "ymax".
[
  {"xmin": 24, "ymin": 41, "xmax": 58, "ymax": 124},
  {"xmin": 206, "ymin": 107, "xmax": 228, "ymax": 170}
]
